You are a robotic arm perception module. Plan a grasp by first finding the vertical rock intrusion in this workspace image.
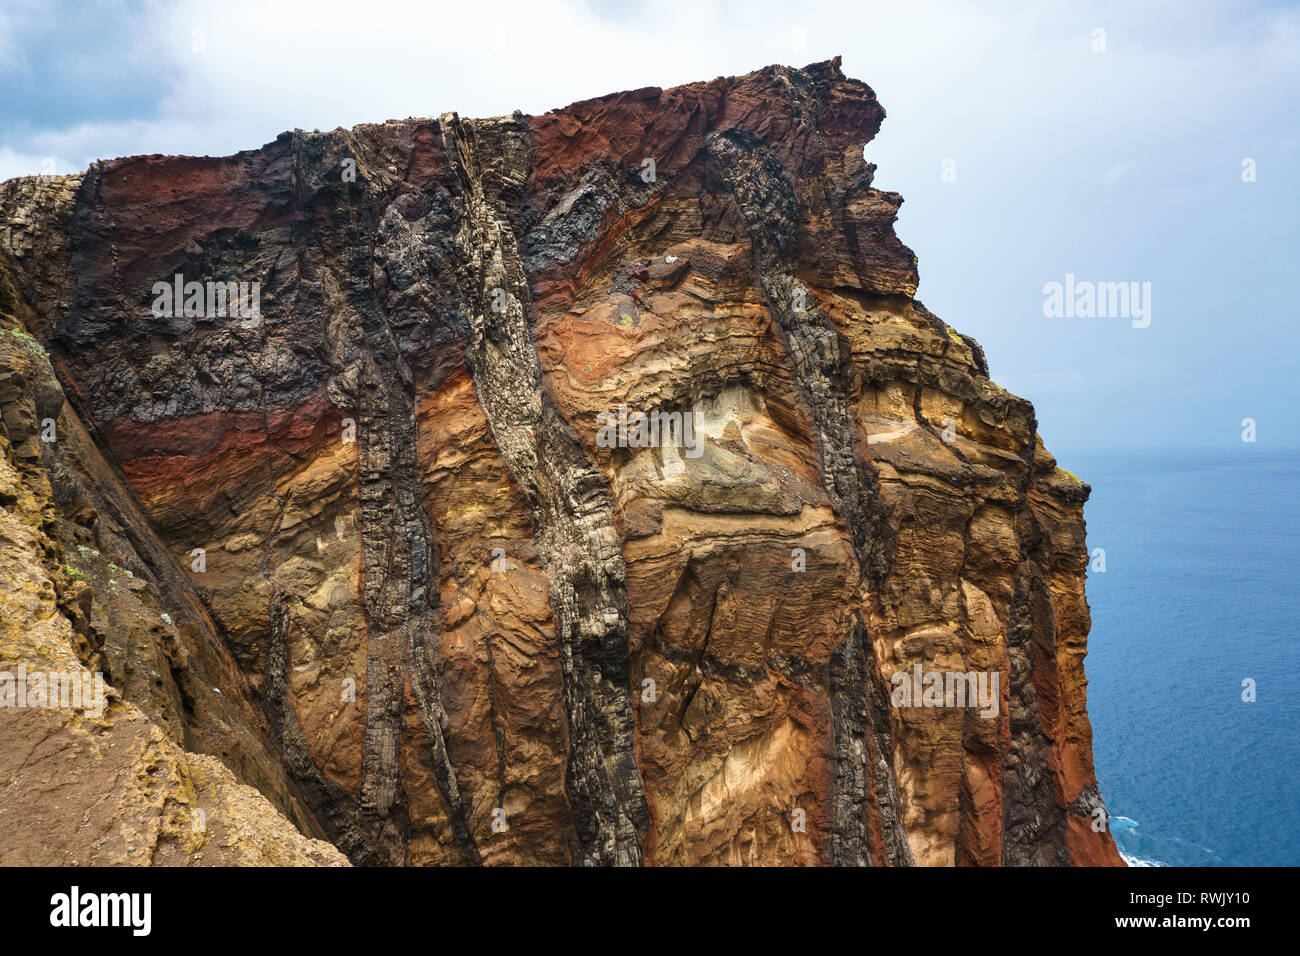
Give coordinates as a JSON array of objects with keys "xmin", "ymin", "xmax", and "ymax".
[
  {"xmin": 707, "ymin": 126, "xmax": 912, "ymax": 866},
  {"xmin": 298, "ymin": 136, "xmax": 479, "ymax": 865},
  {"xmin": 440, "ymin": 113, "xmax": 649, "ymax": 866},
  {"xmin": 353, "ymin": 237, "xmax": 480, "ymax": 866},
  {"xmin": 1001, "ymin": 450, "xmax": 1068, "ymax": 866}
]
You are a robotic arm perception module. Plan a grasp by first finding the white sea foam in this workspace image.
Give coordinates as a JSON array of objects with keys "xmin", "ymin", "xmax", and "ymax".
[
  {"xmin": 1111, "ymin": 814, "xmax": 1166, "ymax": 865},
  {"xmin": 1119, "ymin": 850, "xmax": 1165, "ymax": 867}
]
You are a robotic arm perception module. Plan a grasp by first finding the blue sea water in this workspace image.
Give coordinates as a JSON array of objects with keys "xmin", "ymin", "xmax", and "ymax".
[{"xmin": 1060, "ymin": 450, "xmax": 1300, "ymax": 867}]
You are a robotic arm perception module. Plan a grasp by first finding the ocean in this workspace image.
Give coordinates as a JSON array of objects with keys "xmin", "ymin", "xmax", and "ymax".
[{"xmin": 1062, "ymin": 450, "xmax": 1300, "ymax": 867}]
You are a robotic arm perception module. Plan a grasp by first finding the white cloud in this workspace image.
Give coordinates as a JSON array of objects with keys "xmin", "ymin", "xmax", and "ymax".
[
  {"xmin": 2, "ymin": 0, "xmax": 1297, "ymax": 184},
  {"xmin": 0, "ymin": 147, "xmax": 69, "ymax": 182}
]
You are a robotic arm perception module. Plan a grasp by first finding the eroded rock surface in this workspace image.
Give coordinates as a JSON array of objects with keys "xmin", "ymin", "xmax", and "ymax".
[{"xmin": 0, "ymin": 58, "xmax": 1121, "ymax": 866}]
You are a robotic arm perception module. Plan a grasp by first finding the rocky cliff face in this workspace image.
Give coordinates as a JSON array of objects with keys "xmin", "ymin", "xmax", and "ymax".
[{"xmin": 0, "ymin": 58, "xmax": 1121, "ymax": 866}]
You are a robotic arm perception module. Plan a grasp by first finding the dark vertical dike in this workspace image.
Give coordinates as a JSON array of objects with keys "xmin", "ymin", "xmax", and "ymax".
[
  {"xmin": 1001, "ymin": 446, "xmax": 1070, "ymax": 865},
  {"xmin": 286, "ymin": 133, "xmax": 479, "ymax": 865},
  {"xmin": 826, "ymin": 620, "xmax": 873, "ymax": 865},
  {"xmin": 438, "ymin": 113, "xmax": 649, "ymax": 866},
  {"xmin": 706, "ymin": 126, "xmax": 913, "ymax": 866},
  {"xmin": 352, "ymin": 345, "xmax": 414, "ymax": 864},
  {"xmin": 353, "ymin": 202, "xmax": 480, "ymax": 867}
]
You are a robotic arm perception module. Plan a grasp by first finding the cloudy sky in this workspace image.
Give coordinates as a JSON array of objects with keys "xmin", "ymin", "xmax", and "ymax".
[{"xmin": 2, "ymin": 0, "xmax": 1297, "ymax": 457}]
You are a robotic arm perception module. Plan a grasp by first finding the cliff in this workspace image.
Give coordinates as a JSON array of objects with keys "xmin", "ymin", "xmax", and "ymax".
[{"xmin": 0, "ymin": 58, "xmax": 1121, "ymax": 866}]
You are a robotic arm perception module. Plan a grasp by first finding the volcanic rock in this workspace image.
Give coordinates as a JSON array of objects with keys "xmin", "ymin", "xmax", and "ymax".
[{"xmin": 0, "ymin": 58, "xmax": 1121, "ymax": 867}]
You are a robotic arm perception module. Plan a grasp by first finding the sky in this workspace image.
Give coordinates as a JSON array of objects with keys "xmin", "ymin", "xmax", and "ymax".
[{"xmin": 2, "ymin": 0, "xmax": 1297, "ymax": 458}]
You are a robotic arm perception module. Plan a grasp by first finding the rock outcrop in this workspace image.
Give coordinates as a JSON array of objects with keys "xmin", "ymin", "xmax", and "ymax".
[{"xmin": 0, "ymin": 58, "xmax": 1121, "ymax": 866}]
